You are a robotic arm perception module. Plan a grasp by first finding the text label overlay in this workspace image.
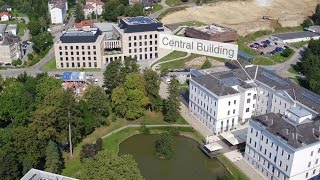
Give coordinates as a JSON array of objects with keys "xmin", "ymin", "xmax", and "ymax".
[{"xmin": 159, "ymin": 34, "xmax": 238, "ymax": 60}]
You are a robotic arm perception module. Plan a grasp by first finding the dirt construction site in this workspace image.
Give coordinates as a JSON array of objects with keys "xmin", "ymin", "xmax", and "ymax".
[{"xmin": 161, "ymin": 0, "xmax": 320, "ymax": 36}]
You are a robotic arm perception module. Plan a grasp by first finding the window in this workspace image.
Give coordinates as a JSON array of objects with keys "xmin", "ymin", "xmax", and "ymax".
[
  {"xmin": 266, "ymin": 139, "xmax": 268, "ymax": 144},
  {"xmin": 316, "ymin": 159, "xmax": 318, "ymax": 164},
  {"xmin": 59, "ymin": 46, "xmax": 62, "ymax": 50},
  {"xmin": 87, "ymin": 46, "xmax": 90, "ymax": 50},
  {"xmin": 134, "ymin": 36, "xmax": 136, "ymax": 40},
  {"xmin": 227, "ymin": 111, "xmax": 230, "ymax": 115},
  {"xmin": 60, "ymin": 63, "xmax": 63, "ymax": 68},
  {"xmin": 248, "ymin": 93, "xmax": 251, "ymax": 96},
  {"xmin": 228, "ymin": 101, "xmax": 231, "ymax": 106},
  {"xmin": 64, "ymin": 46, "xmax": 67, "ymax": 50},
  {"xmin": 311, "ymin": 151, "xmax": 314, "ymax": 156},
  {"xmin": 285, "ymin": 165, "xmax": 288, "ymax": 171},
  {"xmin": 269, "ymin": 152, "xmax": 271, "ymax": 158},
  {"xmin": 150, "ymin": 41, "xmax": 152, "ymax": 45},
  {"xmin": 256, "ymin": 132, "xmax": 258, "ymax": 137},
  {"xmin": 253, "ymin": 94, "xmax": 256, "ymax": 100},
  {"xmin": 313, "ymin": 169, "xmax": 316, "ymax": 175},
  {"xmin": 150, "ymin": 34, "xmax": 152, "ymax": 39},
  {"xmin": 93, "ymin": 46, "xmax": 96, "ymax": 49},
  {"xmin": 306, "ymin": 173, "xmax": 308, "ymax": 178},
  {"xmin": 76, "ymin": 46, "xmax": 79, "ymax": 50},
  {"xmin": 70, "ymin": 46, "xmax": 73, "ymax": 50},
  {"xmin": 279, "ymin": 161, "xmax": 282, "ymax": 167},
  {"xmin": 308, "ymin": 162, "xmax": 311, "ymax": 167},
  {"xmin": 129, "ymin": 43, "xmax": 131, "ymax": 47},
  {"xmin": 251, "ymin": 128, "xmax": 253, "ymax": 133},
  {"xmin": 139, "ymin": 35, "xmax": 142, "ymax": 40},
  {"xmin": 249, "ymin": 138, "xmax": 252, "ymax": 143},
  {"xmin": 82, "ymin": 46, "xmax": 84, "ymax": 49},
  {"xmin": 150, "ymin": 47, "xmax": 152, "ymax": 51},
  {"xmin": 234, "ymin": 100, "xmax": 236, "ymax": 104},
  {"xmin": 60, "ymin": 52, "xmax": 62, "ymax": 55},
  {"xmin": 246, "ymin": 108, "xmax": 250, "ymax": 112},
  {"xmin": 281, "ymin": 150, "xmax": 284, "ymax": 156},
  {"xmin": 134, "ymin": 42, "xmax": 137, "ymax": 46},
  {"xmin": 129, "ymin": 36, "xmax": 131, "ymax": 41},
  {"xmin": 144, "ymin": 35, "xmax": 147, "ymax": 39},
  {"xmin": 155, "ymin": 34, "xmax": 158, "ymax": 38},
  {"xmin": 139, "ymin": 42, "xmax": 142, "ymax": 46},
  {"xmin": 233, "ymin": 109, "xmax": 235, "ymax": 114},
  {"xmin": 129, "ymin": 49, "xmax": 132, "ymax": 53},
  {"xmin": 247, "ymin": 99, "xmax": 251, "ymax": 103}
]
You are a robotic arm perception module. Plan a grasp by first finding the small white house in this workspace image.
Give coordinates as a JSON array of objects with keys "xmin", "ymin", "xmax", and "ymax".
[
  {"xmin": 0, "ymin": 12, "xmax": 10, "ymax": 21},
  {"xmin": 48, "ymin": 0, "xmax": 68, "ymax": 24},
  {"xmin": 83, "ymin": 0, "xmax": 104, "ymax": 18}
]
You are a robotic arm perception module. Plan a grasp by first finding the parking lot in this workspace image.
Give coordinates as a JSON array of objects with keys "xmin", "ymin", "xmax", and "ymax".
[{"xmin": 248, "ymin": 37, "xmax": 290, "ymax": 57}]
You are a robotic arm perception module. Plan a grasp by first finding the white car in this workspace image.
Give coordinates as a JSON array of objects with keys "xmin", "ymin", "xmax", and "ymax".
[{"xmin": 94, "ymin": 79, "xmax": 99, "ymax": 84}]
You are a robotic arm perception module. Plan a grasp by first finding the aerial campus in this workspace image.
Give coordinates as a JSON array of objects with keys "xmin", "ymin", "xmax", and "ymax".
[{"xmin": 1, "ymin": 0, "xmax": 320, "ymax": 180}]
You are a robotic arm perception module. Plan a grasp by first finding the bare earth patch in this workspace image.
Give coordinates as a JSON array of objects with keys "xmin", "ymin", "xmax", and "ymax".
[{"xmin": 161, "ymin": 0, "xmax": 319, "ymax": 36}]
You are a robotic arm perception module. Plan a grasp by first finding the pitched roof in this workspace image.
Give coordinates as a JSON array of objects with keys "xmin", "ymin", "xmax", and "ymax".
[
  {"xmin": 85, "ymin": 0, "xmax": 104, "ymax": 5},
  {"xmin": 84, "ymin": 3, "xmax": 95, "ymax": 9},
  {"xmin": 74, "ymin": 20, "xmax": 96, "ymax": 28},
  {"xmin": 0, "ymin": 12, "xmax": 10, "ymax": 17}
]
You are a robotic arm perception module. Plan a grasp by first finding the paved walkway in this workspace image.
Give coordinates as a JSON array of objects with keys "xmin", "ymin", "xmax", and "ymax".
[{"xmin": 101, "ymin": 124, "xmax": 191, "ymax": 139}]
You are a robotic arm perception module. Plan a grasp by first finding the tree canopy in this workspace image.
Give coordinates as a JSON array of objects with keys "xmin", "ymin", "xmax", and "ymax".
[
  {"xmin": 163, "ymin": 77, "xmax": 181, "ymax": 123},
  {"xmin": 77, "ymin": 150, "xmax": 143, "ymax": 180}
]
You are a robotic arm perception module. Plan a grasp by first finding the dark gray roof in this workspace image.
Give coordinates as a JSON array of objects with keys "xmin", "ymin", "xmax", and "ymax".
[
  {"xmin": 272, "ymin": 31, "xmax": 320, "ymax": 40},
  {"xmin": 119, "ymin": 16, "xmax": 164, "ymax": 33},
  {"xmin": 252, "ymin": 113, "xmax": 320, "ymax": 148},
  {"xmin": 60, "ymin": 28, "xmax": 101, "ymax": 43},
  {"xmin": 213, "ymin": 65, "xmax": 320, "ymax": 113},
  {"xmin": 1, "ymin": 34, "xmax": 20, "ymax": 45},
  {"xmin": 192, "ymin": 74, "xmax": 239, "ymax": 96}
]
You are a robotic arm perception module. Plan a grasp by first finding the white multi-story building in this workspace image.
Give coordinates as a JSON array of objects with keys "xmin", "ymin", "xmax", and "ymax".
[
  {"xmin": 245, "ymin": 108, "xmax": 320, "ymax": 180},
  {"xmin": 83, "ymin": 0, "xmax": 104, "ymax": 18},
  {"xmin": 48, "ymin": 0, "xmax": 68, "ymax": 24},
  {"xmin": 189, "ymin": 61, "xmax": 320, "ymax": 135}
]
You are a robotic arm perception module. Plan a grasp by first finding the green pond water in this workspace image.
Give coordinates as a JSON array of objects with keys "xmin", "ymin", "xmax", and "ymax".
[{"xmin": 119, "ymin": 134, "xmax": 230, "ymax": 180}]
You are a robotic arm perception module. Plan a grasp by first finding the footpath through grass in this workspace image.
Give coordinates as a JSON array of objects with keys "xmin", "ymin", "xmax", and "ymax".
[
  {"xmin": 152, "ymin": 3, "xmax": 164, "ymax": 13},
  {"xmin": 217, "ymin": 155, "xmax": 249, "ymax": 180}
]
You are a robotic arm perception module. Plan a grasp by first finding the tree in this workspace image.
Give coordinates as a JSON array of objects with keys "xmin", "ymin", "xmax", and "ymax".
[
  {"xmin": 79, "ymin": 139, "xmax": 103, "ymax": 162},
  {"xmin": 35, "ymin": 75, "xmax": 62, "ymax": 105},
  {"xmin": 280, "ymin": 48, "xmax": 294, "ymax": 57},
  {"xmin": 0, "ymin": 80, "xmax": 33, "ymax": 127},
  {"xmin": 154, "ymin": 133, "xmax": 174, "ymax": 159},
  {"xmin": 301, "ymin": 18, "xmax": 313, "ymax": 28},
  {"xmin": 12, "ymin": 127, "xmax": 44, "ymax": 174},
  {"xmin": 75, "ymin": 3, "xmax": 85, "ymax": 23},
  {"xmin": 144, "ymin": 69, "xmax": 162, "ymax": 111},
  {"xmin": 31, "ymin": 32, "xmax": 53, "ymax": 54},
  {"xmin": 124, "ymin": 3, "xmax": 144, "ymax": 17},
  {"xmin": 313, "ymin": 4, "xmax": 320, "ymax": 25},
  {"xmin": 121, "ymin": 56, "xmax": 139, "ymax": 80},
  {"xmin": 27, "ymin": 20, "xmax": 41, "ymax": 36},
  {"xmin": 111, "ymin": 86, "xmax": 128, "ymax": 118},
  {"xmin": 45, "ymin": 140, "xmax": 63, "ymax": 174},
  {"xmin": 83, "ymin": 85, "xmax": 109, "ymax": 123},
  {"xmin": 124, "ymin": 72, "xmax": 147, "ymax": 95},
  {"xmin": 163, "ymin": 77, "xmax": 180, "ymax": 123},
  {"xmin": 201, "ymin": 59, "xmax": 212, "ymax": 69},
  {"xmin": 103, "ymin": 60, "xmax": 123, "ymax": 94},
  {"xmin": 77, "ymin": 150, "xmax": 143, "ymax": 180},
  {"xmin": 102, "ymin": 0, "xmax": 125, "ymax": 22}
]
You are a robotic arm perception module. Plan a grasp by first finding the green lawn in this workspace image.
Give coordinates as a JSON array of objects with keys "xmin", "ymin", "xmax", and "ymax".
[
  {"xmin": 174, "ymin": 21, "xmax": 206, "ymax": 27},
  {"xmin": 160, "ymin": 53, "xmax": 201, "ymax": 70},
  {"xmin": 12, "ymin": 10, "xmax": 28, "ymax": 17},
  {"xmin": 0, "ymin": 19, "xmax": 19, "ymax": 25},
  {"xmin": 253, "ymin": 56, "xmax": 275, "ymax": 65},
  {"xmin": 152, "ymin": 3, "xmax": 164, "ymax": 13},
  {"xmin": 18, "ymin": 23, "xmax": 26, "ymax": 37},
  {"xmin": 217, "ymin": 155, "xmax": 249, "ymax": 180},
  {"xmin": 288, "ymin": 66, "xmax": 299, "ymax": 75},
  {"xmin": 290, "ymin": 41, "xmax": 308, "ymax": 49},
  {"xmin": 43, "ymin": 58, "xmax": 57, "ymax": 71},
  {"xmin": 157, "ymin": 51, "xmax": 188, "ymax": 64}
]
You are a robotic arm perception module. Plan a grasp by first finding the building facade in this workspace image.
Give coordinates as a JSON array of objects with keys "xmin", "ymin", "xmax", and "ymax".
[
  {"xmin": 103, "ymin": 16, "xmax": 168, "ymax": 65},
  {"xmin": 189, "ymin": 61, "xmax": 320, "ymax": 135},
  {"xmin": 48, "ymin": 0, "xmax": 68, "ymax": 24},
  {"xmin": 54, "ymin": 28, "xmax": 105, "ymax": 69},
  {"xmin": 0, "ymin": 34, "xmax": 21, "ymax": 64},
  {"xmin": 245, "ymin": 110, "xmax": 320, "ymax": 180},
  {"xmin": 83, "ymin": 0, "xmax": 104, "ymax": 18}
]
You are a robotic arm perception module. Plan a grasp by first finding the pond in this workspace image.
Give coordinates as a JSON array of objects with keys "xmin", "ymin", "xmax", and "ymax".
[{"xmin": 119, "ymin": 134, "xmax": 230, "ymax": 180}]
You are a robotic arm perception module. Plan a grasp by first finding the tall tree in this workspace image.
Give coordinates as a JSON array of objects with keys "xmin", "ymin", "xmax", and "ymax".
[
  {"xmin": 103, "ymin": 60, "xmax": 123, "ymax": 94},
  {"xmin": 35, "ymin": 75, "xmax": 62, "ymax": 105},
  {"xmin": 102, "ymin": 0, "xmax": 125, "ymax": 22},
  {"xmin": 75, "ymin": 3, "xmax": 85, "ymax": 23},
  {"xmin": 83, "ymin": 85, "xmax": 109, "ymax": 123},
  {"xmin": 45, "ymin": 140, "xmax": 63, "ymax": 174},
  {"xmin": 163, "ymin": 77, "xmax": 180, "ymax": 123},
  {"xmin": 144, "ymin": 69, "xmax": 162, "ymax": 111},
  {"xmin": 77, "ymin": 150, "xmax": 143, "ymax": 180}
]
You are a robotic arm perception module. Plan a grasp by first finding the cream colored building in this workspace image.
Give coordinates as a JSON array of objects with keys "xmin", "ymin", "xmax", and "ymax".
[
  {"xmin": 102, "ymin": 16, "xmax": 169, "ymax": 65},
  {"xmin": 54, "ymin": 28, "xmax": 105, "ymax": 69},
  {"xmin": 0, "ymin": 35, "xmax": 21, "ymax": 64}
]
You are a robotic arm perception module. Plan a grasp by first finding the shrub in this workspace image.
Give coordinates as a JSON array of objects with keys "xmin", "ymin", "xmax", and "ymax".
[
  {"xmin": 80, "ymin": 138, "xmax": 103, "ymax": 162},
  {"xmin": 201, "ymin": 59, "xmax": 212, "ymax": 69},
  {"xmin": 139, "ymin": 121, "xmax": 150, "ymax": 134},
  {"xmin": 281, "ymin": 48, "xmax": 294, "ymax": 57},
  {"xmin": 301, "ymin": 18, "xmax": 313, "ymax": 28},
  {"xmin": 154, "ymin": 133, "xmax": 175, "ymax": 159}
]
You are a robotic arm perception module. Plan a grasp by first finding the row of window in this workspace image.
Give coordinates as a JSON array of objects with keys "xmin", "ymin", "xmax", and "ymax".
[
  {"xmin": 59, "ymin": 56, "xmax": 97, "ymax": 61},
  {"xmin": 60, "ymin": 62, "xmax": 98, "ymax": 68},
  {"xmin": 59, "ymin": 51, "xmax": 97, "ymax": 56},
  {"xmin": 59, "ymin": 45, "xmax": 96, "ymax": 50},
  {"xmin": 128, "ymin": 41, "xmax": 158, "ymax": 47},
  {"xmin": 128, "ymin": 47, "xmax": 157, "ymax": 53},
  {"xmin": 128, "ymin": 34, "xmax": 158, "ymax": 41}
]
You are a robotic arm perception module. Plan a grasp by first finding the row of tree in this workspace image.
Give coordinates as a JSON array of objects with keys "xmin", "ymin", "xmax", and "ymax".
[
  {"xmin": 0, "ymin": 72, "xmax": 110, "ymax": 179},
  {"xmin": 102, "ymin": 0, "xmax": 144, "ymax": 22}
]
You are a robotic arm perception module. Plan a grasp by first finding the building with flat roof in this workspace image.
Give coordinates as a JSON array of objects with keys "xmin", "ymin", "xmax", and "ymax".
[
  {"xmin": 54, "ymin": 28, "xmax": 105, "ymax": 69},
  {"xmin": 102, "ymin": 16, "xmax": 169, "ymax": 64},
  {"xmin": 272, "ymin": 31, "xmax": 320, "ymax": 43},
  {"xmin": 185, "ymin": 24, "xmax": 237, "ymax": 43},
  {"xmin": 189, "ymin": 60, "xmax": 320, "ymax": 135},
  {"xmin": 245, "ymin": 110, "xmax": 320, "ymax": 180},
  {"xmin": 21, "ymin": 168, "xmax": 78, "ymax": 180}
]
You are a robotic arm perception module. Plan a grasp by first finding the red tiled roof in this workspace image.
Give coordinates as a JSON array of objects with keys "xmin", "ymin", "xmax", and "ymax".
[
  {"xmin": 0, "ymin": 12, "xmax": 10, "ymax": 17},
  {"xmin": 74, "ymin": 19, "xmax": 96, "ymax": 28}
]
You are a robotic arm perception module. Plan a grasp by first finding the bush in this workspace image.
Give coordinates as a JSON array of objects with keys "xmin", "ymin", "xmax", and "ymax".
[
  {"xmin": 80, "ymin": 138, "xmax": 103, "ymax": 162},
  {"xmin": 301, "ymin": 18, "xmax": 313, "ymax": 28},
  {"xmin": 281, "ymin": 48, "xmax": 294, "ymax": 57},
  {"xmin": 27, "ymin": 53, "xmax": 34, "ymax": 61},
  {"xmin": 154, "ymin": 133, "xmax": 175, "ymax": 159},
  {"xmin": 201, "ymin": 59, "xmax": 212, "ymax": 69},
  {"xmin": 139, "ymin": 121, "xmax": 150, "ymax": 134},
  {"xmin": 12, "ymin": 59, "xmax": 22, "ymax": 66}
]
